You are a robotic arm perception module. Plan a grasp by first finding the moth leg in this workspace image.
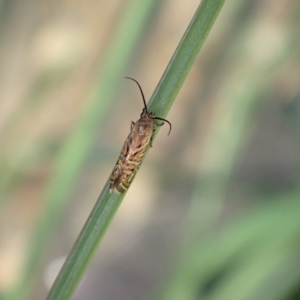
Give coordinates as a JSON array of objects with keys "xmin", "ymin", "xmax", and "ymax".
[
  {"xmin": 124, "ymin": 158, "xmax": 141, "ymax": 166},
  {"xmin": 120, "ymin": 151, "xmax": 141, "ymax": 165},
  {"xmin": 109, "ymin": 163, "xmax": 124, "ymax": 193},
  {"xmin": 112, "ymin": 164, "xmax": 122, "ymax": 176},
  {"xmin": 123, "ymin": 169, "xmax": 134, "ymax": 175},
  {"xmin": 132, "ymin": 141, "xmax": 149, "ymax": 154},
  {"xmin": 127, "ymin": 168, "xmax": 137, "ymax": 183}
]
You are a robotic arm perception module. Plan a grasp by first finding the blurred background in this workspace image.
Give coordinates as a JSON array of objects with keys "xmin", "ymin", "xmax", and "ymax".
[{"xmin": 1, "ymin": 0, "xmax": 300, "ymax": 299}]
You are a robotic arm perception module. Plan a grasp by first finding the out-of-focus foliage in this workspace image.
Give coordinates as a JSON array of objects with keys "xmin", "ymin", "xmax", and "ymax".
[{"xmin": 0, "ymin": 0, "xmax": 300, "ymax": 300}]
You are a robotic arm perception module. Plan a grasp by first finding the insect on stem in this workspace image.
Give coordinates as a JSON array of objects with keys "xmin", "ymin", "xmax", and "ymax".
[{"xmin": 109, "ymin": 77, "xmax": 172, "ymax": 194}]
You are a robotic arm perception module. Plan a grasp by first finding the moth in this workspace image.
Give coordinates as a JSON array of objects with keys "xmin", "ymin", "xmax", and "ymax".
[{"xmin": 109, "ymin": 77, "xmax": 172, "ymax": 194}]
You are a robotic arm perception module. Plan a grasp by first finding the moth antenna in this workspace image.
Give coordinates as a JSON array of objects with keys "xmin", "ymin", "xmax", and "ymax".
[
  {"xmin": 125, "ymin": 77, "xmax": 172, "ymax": 135},
  {"xmin": 153, "ymin": 117, "xmax": 172, "ymax": 135},
  {"xmin": 125, "ymin": 77, "xmax": 148, "ymax": 113}
]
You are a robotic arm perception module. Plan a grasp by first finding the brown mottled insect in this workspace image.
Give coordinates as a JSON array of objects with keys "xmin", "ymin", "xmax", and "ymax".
[{"xmin": 109, "ymin": 77, "xmax": 172, "ymax": 194}]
